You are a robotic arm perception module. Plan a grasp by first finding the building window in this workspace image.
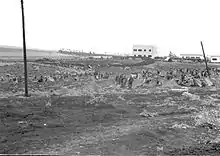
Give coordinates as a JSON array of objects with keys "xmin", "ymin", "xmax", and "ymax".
[
  {"xmin": 138, "ymin": 55, "xmax": 142, "ymax": 57},
  {"xmin": 196, "ymin": 57, "xmax": 200, "ymax": 59},
  {"xmin": 144, "ymin": 49, "xmax": 146, "ymax": 52},
  {"xmin": 133, "ymin": 49, "xmax": 137, "ymax": 51},
  {"xmin": 212, "ymin": 58, "xmax": 217, "ymax": 61},
  {"xmin": 148, "ymin": 55, "xmax": 152, "ymax": 58},
  {"xmin": 191, "ymin": 57, "xmax": 195, "ymax": 59},
  {"xmin": 138, "ymin": 49, "xmax": 142, "ymax": 51},
  {"xmin": 149, "ymin": 49, "xmax": 152, "ymax": 52}
]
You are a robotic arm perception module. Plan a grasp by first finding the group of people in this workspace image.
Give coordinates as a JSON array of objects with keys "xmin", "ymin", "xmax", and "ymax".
[
  {"xmin": 0, "ymin": 67, "xmax": 114, "ymax": 86},
  {"xmin": 93, "ymin": 71, "xmax": 113, "ymax": 80},
  {"xmin": 115, "ymin": 74, "xmax": 135, "ymax": 89},
  {"xmin": 0, "ymin": 74, "xmax": 23, "ymax": 84},
  {"xmin": 113, "ymin": 66, "xmax": 220, "ymax": 89},
  {"xmin": 142, "ymin": 67, "xmax": 220, "ymax": 87},
  {"xmin": 1, "ymin": 63, "xmax": 220, "ymax": 90}
]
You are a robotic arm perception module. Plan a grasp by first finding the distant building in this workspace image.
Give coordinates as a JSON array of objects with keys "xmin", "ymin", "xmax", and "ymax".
[
  {"xmin": 210, "ymin": 56, "xmax": 220, "ymax": 63},
  {"xmin": 102, "ymin": 56, "xmax": 113, "ymax": 59},
  {"xmin": 132, "ymin": 45, "xmax": 157, "ymax": 58},
  {"xmin": 180, "ymin": 54, "xmax": 204, "ymax": 60}
]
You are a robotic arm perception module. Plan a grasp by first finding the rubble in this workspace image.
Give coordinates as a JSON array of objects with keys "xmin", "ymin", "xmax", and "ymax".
[
  {"xmin": 171, "ymin": 123, "xmax": 192, "ymax": 129},
  {"xmin": 171, "ymin": 87, "xmax": 188, "ymax": 92},
  {"xmin": 140, "ymin": 109, "xmax": 158, "ymax": 117},
  {"xmin": 210, "ymin": 135, "xmax": 220, "ymax": 143},
  {"xmin": 194, "ymin": 108, "xmax": 220, "ymax": 128},
  {"xmin": 204, "ymin": 78, "xmax": 214, "ymax": 86},
  {"xmin": 182, "ymin": 92, "xmax": 200, "ymax": 101},
  {"xmin": 86, "ymin": 95, "xmax": 107, "ymax": 105}
]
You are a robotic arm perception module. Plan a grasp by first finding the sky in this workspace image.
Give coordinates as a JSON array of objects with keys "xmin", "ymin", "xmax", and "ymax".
[{"xmin": 0, "ymin": 0, "xmax": 220, "ymax": 56}]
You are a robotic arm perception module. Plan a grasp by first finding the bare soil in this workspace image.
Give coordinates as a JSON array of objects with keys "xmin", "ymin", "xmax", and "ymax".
[{"xmin": 0, "ymin": 61, "xmax": 220, "ymax": 155}]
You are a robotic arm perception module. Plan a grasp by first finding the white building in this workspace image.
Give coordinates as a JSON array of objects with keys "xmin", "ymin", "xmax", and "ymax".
[
  {"xmin": 180, "ymin": 54, "xmax": 204, "ymax": 59},
  {"xmin": 132, "ymin": 45, "xmax": 157, "ymax": 58},
  {"xmin": 210, "ymin": 56, "xmax": 220, "ymax": 63}
]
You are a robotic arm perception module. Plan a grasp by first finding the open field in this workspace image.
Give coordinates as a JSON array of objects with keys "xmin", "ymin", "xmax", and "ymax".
[{"xmin": 0, "ymin": 59, "xmax": 220, "ymax": 155}]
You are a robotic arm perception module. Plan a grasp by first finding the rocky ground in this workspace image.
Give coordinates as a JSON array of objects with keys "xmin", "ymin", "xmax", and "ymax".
[{"xmin": 0, "ymin": 60, "xmax": 220, "ymax": 155}]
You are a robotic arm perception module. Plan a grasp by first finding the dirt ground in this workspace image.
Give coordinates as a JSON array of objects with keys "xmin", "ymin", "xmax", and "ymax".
[{"xmin": 1, "ymin": 60, "xmax": 220, "ymax": 155}]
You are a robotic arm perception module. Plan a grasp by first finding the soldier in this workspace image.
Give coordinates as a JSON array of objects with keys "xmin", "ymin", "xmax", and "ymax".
[
  {"xmin": 38, "ymin": 75, "xmax": 44, "ymax": 82},
  {"xmin": 119, "ymin": 74, "xmax": 123, "ymax": 85},
  {"xmin": 44, "ymin": 76, "xmax": 48, "ymax": 82},
  {"xmin": 120, "ymin": 74, "xmax": 126, "ymax": 88},
  {"xmin": 204, "ymin": 70, "xmax": 209, "ymax": 77},
  {"xmin": 123, "ymin": 75, "xmax": 127, "ymax": 87},
  {"xmin": 166, "ymin": 71, "xmax": 172, "ymax": 80},
  {"xmin": 115, "ymin": 75, "xmax": 119, "ymax": 85},
  {"xmin": 12, "ymin": 77, "xmax": 17, "ymax": 82},
  {"xmin": 128, "ymin": 75, "xmax": 134, "ymax": 89},
  {"xmin": 155, "ymin": 77, "xmax": 162, "ymax": 86}
]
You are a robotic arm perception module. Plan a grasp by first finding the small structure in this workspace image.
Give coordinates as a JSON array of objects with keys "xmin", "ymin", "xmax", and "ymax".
[
  {"xmin": 210, "ymin": 55, "xmax": 220, "ymax": 63},
  {"xmin": 132, "ymin": 45, "xmax": 157, "ymax": 58}
]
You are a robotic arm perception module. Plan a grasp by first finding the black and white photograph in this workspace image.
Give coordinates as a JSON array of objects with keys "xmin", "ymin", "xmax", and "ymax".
[{"xmin": 0, "ymin": 0, "xmax": 220, "ymax": 155}]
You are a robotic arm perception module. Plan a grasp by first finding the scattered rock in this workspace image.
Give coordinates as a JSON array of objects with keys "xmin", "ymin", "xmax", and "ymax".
[
  {"xmin": 18, "ymin": 121, "xmax": 29, "ymax": 128},
  {"xmin": 140, "ymin": 109, "xmax": 158, "ymax": 117},
  {"xmin": 117, "ymin": 95, "xmax": 125, "ymax": 101},
  {"xmin": 194, "ymin": 78, "xmax": 203, "ymax": 87},
  {"xmin": 210, "ymin": 135, "xmax": 220, "ymax": 143},
  {"xmin": 45, "ymin": 101, "xmax": 52, "ymax": 107},
  {"xmin": 182, "ymin": 92, "xmax": 200, "ymax": 100},
  {"xmin": 157, "ymin": 146, "xmax": 164, "ymax": 151},
  {"xmin": 194, "ymin": 109, "xmax": 220, "ymax": 128},
  {"xmin": 171, "ymin": 123, "xmax": 192, "ymax": 129},
  {"xmin": 171, "ymin": 87, "xmax": 189, "ymax": 92},
  {"xmin": 49, "ymin": 89, "xmax": 60, "ymax": 96},
  {"xmin": 204, "ymin": 78, "xmax": 214, "ymax": 86}
]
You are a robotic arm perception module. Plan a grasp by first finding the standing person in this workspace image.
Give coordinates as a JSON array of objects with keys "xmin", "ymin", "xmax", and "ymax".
[
  {"xmin": 128, "ymin": 75, "xmax": 134, "ymax": 89},
  {"xmin": 119, "ymin": 74, "xmax": 123, "ymax": 86},
  {"xmin": 115, "ymin": 75, "xmax": 119, "ymax": 85},
  {"xmin": 123, "ymin": 75, "xmax": 127, "ymax": 87},
  {"xmin": 120, "ymin": 74, "xmax": 126, "ymax": 88}
]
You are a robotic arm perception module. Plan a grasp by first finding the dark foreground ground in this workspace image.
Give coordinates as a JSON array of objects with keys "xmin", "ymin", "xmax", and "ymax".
[{"xmin": 0, "ymin": 60, "xmax": 220, "ymax": 155}]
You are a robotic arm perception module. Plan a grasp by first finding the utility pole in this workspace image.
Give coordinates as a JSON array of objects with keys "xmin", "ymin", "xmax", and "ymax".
[
  {"xmin": 200, "ymin": 41, "xmax": 210, "ymax": 78},
  {"xmin": 21, "ymin": 0, "xmax": 29, "ymax": 96}
]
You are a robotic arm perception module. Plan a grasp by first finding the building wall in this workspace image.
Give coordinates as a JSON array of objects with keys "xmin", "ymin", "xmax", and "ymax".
[
  {"xmin": 180, "ymin": 54, "xmax": 204, "ymax": 60},
  {"xmin": 210, "ymin": 56, "xmax": 220, "ymax": 63},
  {"xmin": 132, "ymin": 45, "xmax": 157, "ymax": 58}
]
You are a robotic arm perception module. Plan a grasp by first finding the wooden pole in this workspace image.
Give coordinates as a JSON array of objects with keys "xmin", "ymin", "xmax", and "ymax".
[
  {"xmin": 200, "ymin": 41, "xmax": 210, "ymax": 78},
  {"xmin": 21, "ymin": 0, "xmax": 29, "ymax": 96}
]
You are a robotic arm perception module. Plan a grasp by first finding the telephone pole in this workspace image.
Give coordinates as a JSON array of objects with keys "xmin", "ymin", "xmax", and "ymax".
[
  {"xmin": 21, "ymin": 0, "xmax": 29, "ymax": 96},
  {"xmin": 200, "ymin": 41, "xmax": 210, "ymax": 78}
]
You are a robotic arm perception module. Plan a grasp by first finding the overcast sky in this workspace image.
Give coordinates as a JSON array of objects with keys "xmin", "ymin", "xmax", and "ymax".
[{"xmin": 0, "ymin": 0, "xmax": 220, "ymax": 56}]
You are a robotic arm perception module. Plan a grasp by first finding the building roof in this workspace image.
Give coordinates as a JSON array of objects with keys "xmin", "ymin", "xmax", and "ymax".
[
  {"xmin": 180, "ymin": 54, "xmax": 203, "ymax": 56},
  {"xmin": 210, "ymin": 55, "xmax": 220, "ymax": 57},
  {"xmin": 133, "ymin": 45, "xmax": 154, "ymax": 48}
]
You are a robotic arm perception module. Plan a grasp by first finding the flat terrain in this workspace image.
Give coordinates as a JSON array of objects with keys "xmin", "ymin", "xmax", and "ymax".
[{"xmin": 0, "ymin": 60, "xmax": 220, "ymax": 155}]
